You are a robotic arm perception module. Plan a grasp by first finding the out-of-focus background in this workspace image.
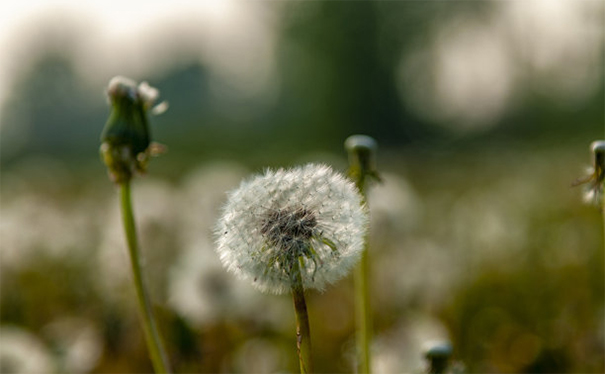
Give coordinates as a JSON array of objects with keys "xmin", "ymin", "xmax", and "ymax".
[{"xmin": 1, "ymin": 1, "xmax": 603, "ymax": 373}]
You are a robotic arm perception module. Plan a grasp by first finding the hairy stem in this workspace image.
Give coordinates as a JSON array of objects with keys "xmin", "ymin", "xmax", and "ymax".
[
  {"xmin": 120, "ymin": 181, "xmax": 171, "ymax": 373},
  {"xmin": 291, "ymin": 258, "xmax": 313, "ymax": 373}
]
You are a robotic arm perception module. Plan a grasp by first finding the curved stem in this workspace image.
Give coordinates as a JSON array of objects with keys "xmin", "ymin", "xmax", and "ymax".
[
  {"xmin": 291, "ymin": 258, "xmax": 313, "ymax": 373},
  {"xmin": 120, "ymin": 181, "xmax": 171, "ymax": 373}
]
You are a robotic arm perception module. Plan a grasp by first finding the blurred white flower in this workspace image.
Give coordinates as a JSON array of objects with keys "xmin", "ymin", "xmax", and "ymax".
[
  {"xmin": 0, "ymin": 325, "xmax": 54, "ymax": 373},
  {"xmin": 374, "ymin": 238, "xmax": 460, "ymax": 309},
  {"xmin": 0, "ymin": 191, "xmax": 101, "ymax": 270},
  {"xmin": 177, "ymin": 161, "xmax": 248, "ymax": 249},
  {"xmin": 42, "ymin": 317, "xmax": 103, "ymax": 374},
  {"xmin": 372, "ymin": 315, "xmax": 450, "ymax": 374},
  {"xmin": 215, "ymin": 163, "xmax": 368, "ymax": 294},
  {"xmin": 168, "ymin": 241, "xmax": 242, "ymax": 326},
  {"xmin": 168, "ymin": 240, "xmax": 290, "ymax": 329},
  {"xmin": 231, "ymin": 338, "xmax": 285, "ymax": 373},
  {"xmin": 367, "ymin": 172, "xmax": 422, "ymax": 239}
]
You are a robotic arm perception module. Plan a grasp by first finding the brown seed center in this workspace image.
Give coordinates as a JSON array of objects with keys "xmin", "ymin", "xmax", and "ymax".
[{"xmin": 260, "ymin": 207, "xmax": 317, "ymax": 249}]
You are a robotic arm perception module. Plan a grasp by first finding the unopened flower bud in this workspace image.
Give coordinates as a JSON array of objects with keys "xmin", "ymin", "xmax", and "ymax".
[
  {"xmin": 424, "ymin": 341, "xmax": 453, "ymax": 374},
  {"xmin": 345, "ymin": 134, "xmax": 381, "ymax": 191},
  {"xmin": 100, "ymin": 76, "xmax": 167, "ymax": 183},
  {"xmin": 573, "ymin": 140, "xmax": 605, "ymax": 205},
  {"xmin": 591, "ymin": 140, "xmax": 605, "ymax": 181}
]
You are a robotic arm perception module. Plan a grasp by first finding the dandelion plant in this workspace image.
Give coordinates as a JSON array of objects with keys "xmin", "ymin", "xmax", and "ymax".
[
  {"xmin": 215, "ymin": 164, "xmax": 369, "ymax": 373},
  {"xmin": 345, "ymin": 135, "xmax": 380, "ymax": 374},
  {"xmin": 100, "ymin": 76, "xmax": 171, "ymax": 373}
]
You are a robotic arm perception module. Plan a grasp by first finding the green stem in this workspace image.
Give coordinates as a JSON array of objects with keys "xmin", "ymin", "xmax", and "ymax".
[
  {"xmin": 355, "ymin": 249, "xmax": 370, "ymax": 373},
  {"xmin": 353, "ymin": 175, "xmax": 371, "ymax": 374},
  {"xmin": 120, "ymin": 181, "xmax": 171, "ymax": 373},
  {"xmin": 291, "ymin": 258, "xmax": 313, "ymax": 374}
]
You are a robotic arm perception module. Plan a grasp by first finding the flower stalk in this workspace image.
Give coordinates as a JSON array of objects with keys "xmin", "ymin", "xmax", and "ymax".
[
  {"xmin": 120, "ymin": 180, "xmax": 171, "ymax": 373},
  {"xmin": 593, "ymin": 140, "xmax": 605, "ymax": 247},
  {"xmin": 291, "ymin": 258, "xmax": 313, "ymax": 374},
  {"xmin": 345, "ymin": 135, "xmax": 380, "ymax": 374},
  {"xmin": 215, "ymin": 163, "xmax": 368, "ymax": 373},
  {"xmin": 100, "ymin": 76, "xmax": 170, "ymax": 373}
]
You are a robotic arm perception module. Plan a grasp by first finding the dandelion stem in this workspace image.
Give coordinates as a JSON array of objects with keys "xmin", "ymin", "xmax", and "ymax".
[
  {"xmin": 291, "ymin": 258, "xmax": 313, "ymax": 374},
  {"xmin": 120, "ymin": 181, "xmax": 171, "ymax": 373},
  {"xmin": 345, "ymin": 135, "xmax": 378, "ymax": 374},
  {"xmin": 354, "ymin": 185, "xmax": 371, "ymax": 374},
  {"xmin": 602, "ymin": 121, "xmax": 605, "ymax": 249}
]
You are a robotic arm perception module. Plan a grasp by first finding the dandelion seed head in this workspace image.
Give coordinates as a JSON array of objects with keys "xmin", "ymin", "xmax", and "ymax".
[{"xmin": 215, "ymin": 163, "xmax": 368, "ymax": 294}]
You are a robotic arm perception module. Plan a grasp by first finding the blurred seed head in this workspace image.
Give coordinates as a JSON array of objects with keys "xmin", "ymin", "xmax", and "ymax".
[
  {"xmin": 367, "ymin": 172, "xmax": 422, "ymax": 239},
  {"xmin": 177, "ymin": 162, "xmax": 249, "ymax": 249},
  {"xmin": 215, "ymin": 163, "xmax": 368, "ymax": 294},
  {"xmin": 0, "ymin": 326, "xmax": 54, "ymax": 374},
  {"xmin": 231, "ymin": 338, "xmax": 285, "ymax": 373},
  {"xmin": 42, "ymin": 317, "xmax": 103, "ymax": 374},
  {"xmin": 168, "ymin": 242, "xmax": 291, "ymax": 329}
]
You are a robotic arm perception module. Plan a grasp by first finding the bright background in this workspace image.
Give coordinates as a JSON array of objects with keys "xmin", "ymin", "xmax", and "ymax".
[{"xmin": 1, "ymin": 1, "xmax": 603, "ymax": 373}]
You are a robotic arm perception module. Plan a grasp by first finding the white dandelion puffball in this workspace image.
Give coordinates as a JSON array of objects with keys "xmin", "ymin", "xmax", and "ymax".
[{"xmin": 215, "ymin": 163, "xmax": 368, "ymax": 294}]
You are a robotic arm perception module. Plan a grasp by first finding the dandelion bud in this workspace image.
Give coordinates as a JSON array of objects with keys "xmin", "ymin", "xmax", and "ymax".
[
  {"xmin": 345, "ymin": 135, "xmax": 381, "ymax": 186},
  {"xmin": 574, "ymin": 140, "xmax": 605, "ymax": 205},
  {"xmin": 100, "ymin": 76, "xmax": 167, "ymax": 183},
  {"xmin": 215, "ymin": 164, "xmax": 369, "ymax": 294},
  {"xmin": 423, "ymin": 341, "xmax": 453, "ymax": 374},
  {"xmin": 591, "ymin": 140, "xmax": 605, "ymax": 180}
]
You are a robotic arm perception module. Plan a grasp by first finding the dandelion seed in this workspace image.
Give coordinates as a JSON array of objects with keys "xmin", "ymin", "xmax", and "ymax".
[{"xmin": 215, "ymin": 163, "xmax": 368, "ymax": 294}]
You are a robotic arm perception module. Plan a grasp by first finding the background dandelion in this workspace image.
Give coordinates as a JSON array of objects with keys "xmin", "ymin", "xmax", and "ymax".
[{"xmin": 0, "ymin": 326, "xmax": 54, "ymax": 373}]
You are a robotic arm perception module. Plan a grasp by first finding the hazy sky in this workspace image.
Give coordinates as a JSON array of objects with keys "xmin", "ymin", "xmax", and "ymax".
[
  {"xmin": 1, "ymin": 1, "xmax": 602, "ymax": 133},
  {"xmin": 0, "ymin": 0, "xmax": 278, "ymax": 122}
]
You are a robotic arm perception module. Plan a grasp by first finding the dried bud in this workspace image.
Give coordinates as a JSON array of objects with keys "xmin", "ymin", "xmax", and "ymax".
[
  {"xmin": 100, "ymin": 76, "xmax": 167, "ymax": 183},
  {"xmin": 424, "ymin": 341, "xmax": 453, "ymax": 374},
  {"xmin": 573, "ymin": 140, "xmax": 605, "ymax": 205},
  {"xmin": 345, "ymin": 135, "xmax": 381, "ymax": 187}
]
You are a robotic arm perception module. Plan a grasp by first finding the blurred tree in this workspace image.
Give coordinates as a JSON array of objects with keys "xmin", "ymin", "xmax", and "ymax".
[
  {"xmin": 0, "ymin": 51, "xmax": 102, "ymax": 164},
  {"xmin": 274, "ymin": 1, "xmax": 414, "ymax": 150}
]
